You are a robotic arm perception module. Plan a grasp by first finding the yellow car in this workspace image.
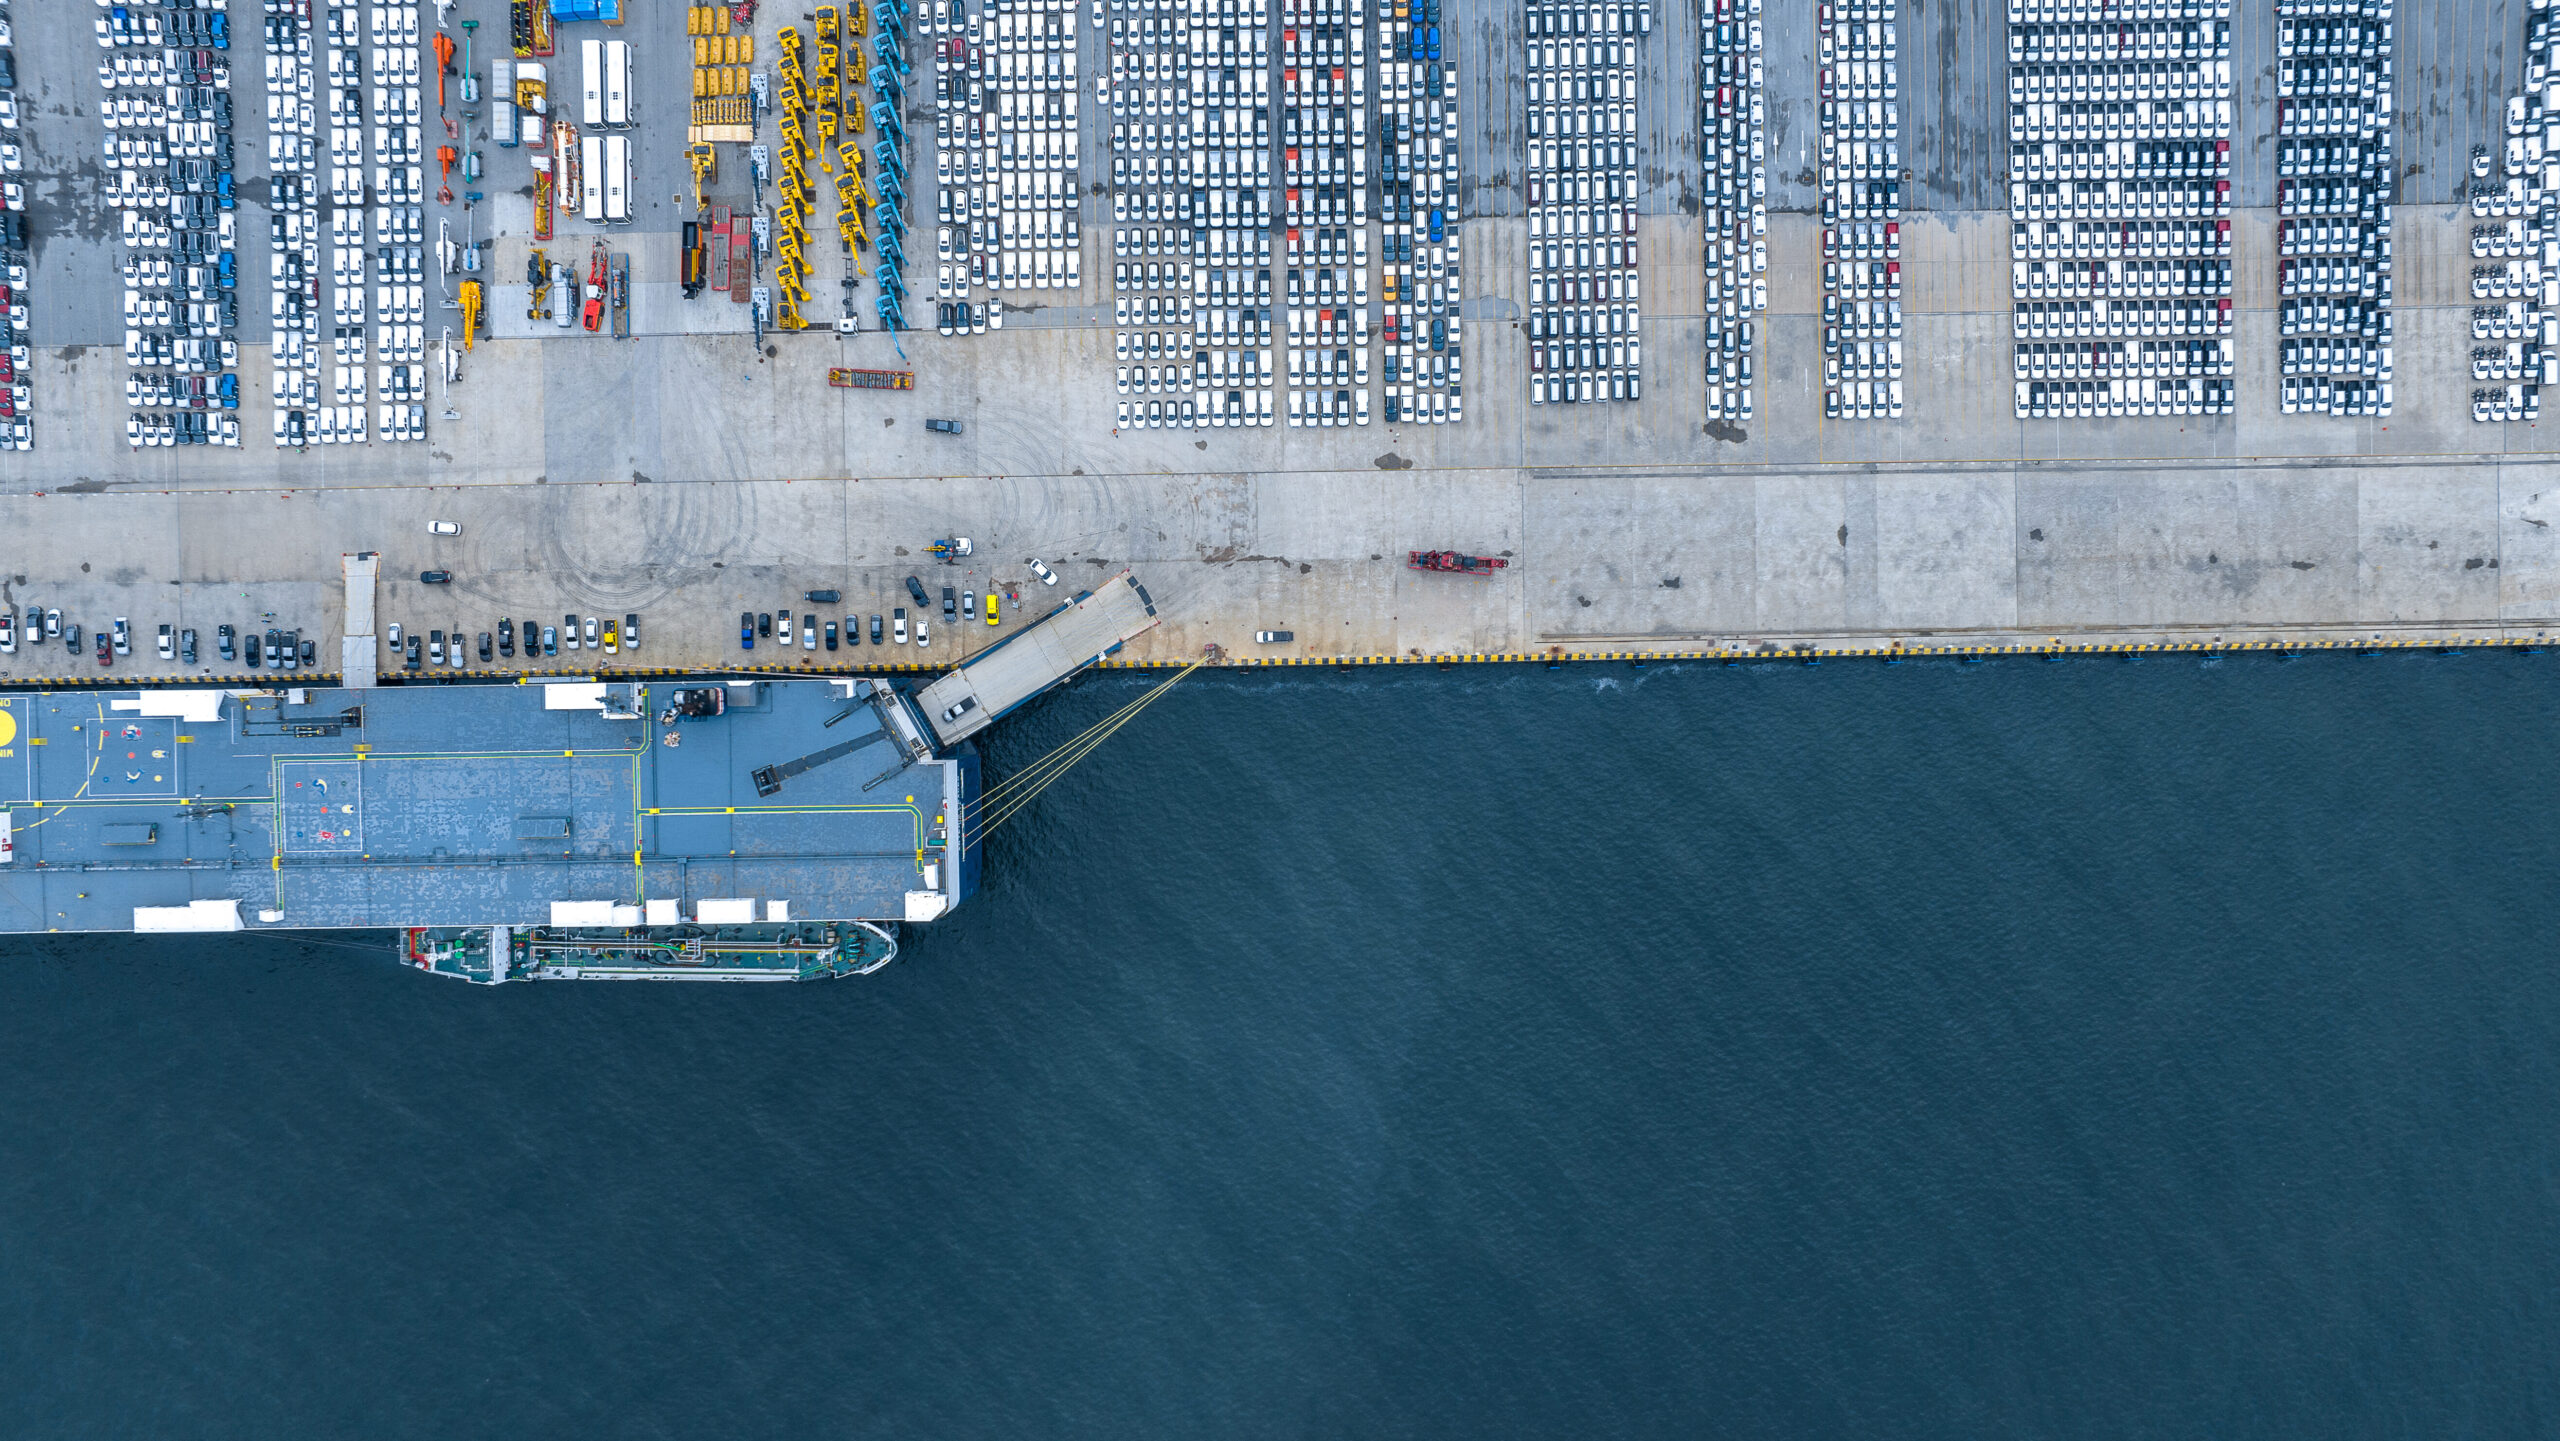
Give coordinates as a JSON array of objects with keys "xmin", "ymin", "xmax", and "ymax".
[{"xmin": 984, "ymin": 593, "xmax": 999, "ymax": 625}]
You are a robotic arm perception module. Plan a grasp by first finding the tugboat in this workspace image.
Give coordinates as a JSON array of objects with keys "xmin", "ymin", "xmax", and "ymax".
[{"xmin": 1407, "ymin": 550, "xmax": 1509, "ymax": 577}]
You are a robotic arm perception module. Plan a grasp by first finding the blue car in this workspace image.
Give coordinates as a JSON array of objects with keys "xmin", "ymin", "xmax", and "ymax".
[
  {"xmin": 1430, "ymin": 318, "xmax": 1447, "ymax": 352},
  {"xmin": 740, "ymin": 611, "xmax": 755, "ymax": 650},
  {"xmin": 216, "ymin": 374, "xmax": 238, "ymax": 409},
  {"xmin": 215, "ymin": 172, "xmax": 234, "ymax": 210},
  {"xmin": 1428, "ymin": 207, "xmax": 1445, "ymax": 244},
  {"xmin": 208, "ymin": 11, "xmax": 228, "ymax": 47},
  {"xmin": 217, "ymin": 251, "xmax": 236, "ymax": 289},
  {"xmin": 1425, "ymin": 25, "xmax": 1440, "ymax": 59}
]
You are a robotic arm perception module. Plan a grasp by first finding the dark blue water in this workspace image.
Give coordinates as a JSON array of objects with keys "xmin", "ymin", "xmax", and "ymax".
[{"xmin": 6, "ymin": 655, "xmax": 2559, "ymax": 1438}]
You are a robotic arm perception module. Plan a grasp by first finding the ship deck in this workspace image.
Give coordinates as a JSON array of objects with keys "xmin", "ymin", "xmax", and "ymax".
[{"xmin": 0, "ymin": 678, "xmax": 964, "ymax": 935}]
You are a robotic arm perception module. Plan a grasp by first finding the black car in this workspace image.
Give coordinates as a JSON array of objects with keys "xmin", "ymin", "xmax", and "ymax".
[
  {"xmin": 498, "ymin": 618, "xmax": 514, "ymax": 656},
  {"xmin": 300, "ymin": 639, "xmax": 316, "ymax": 668},
  {"xmin": 869, "ymin": 614, "xmax": 884, "ymax": 645},
  {"xmin": 905, "ymin": 576, "xmax": 931, "ymax": 608},
  {"xmin": 804, "ymin": 589, "xmax": 841, "ymax": 604},
  {"xmin": 924, "ymin": 418, "xmax": 963, "ymax": 434},
  {"xmin": 825, "ymin": 621, "xmax": 839, "ymax": 650},
  {"xmin": 941, "ymin": 586, "xmax": 957, "ymax": 619},
  {"xmin": 757, "ymin": 612, "xmax": 772, "ymax": 637},
  {"xmin": 419, "ymin": 570, "xmax": 451, "ymax": 584},
  {"xmin": 478, "ymin": 633, "xmax": 493, "ymax": 663}
]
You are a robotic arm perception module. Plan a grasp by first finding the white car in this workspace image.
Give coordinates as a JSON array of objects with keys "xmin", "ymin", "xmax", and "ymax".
[
  {"xmin": 427, "ymin": 519, "xmax": 459, "ymax": 536},
  {"xmin": 1028, "ymin": 558, "xmax": 1058, "ymax": 586}
]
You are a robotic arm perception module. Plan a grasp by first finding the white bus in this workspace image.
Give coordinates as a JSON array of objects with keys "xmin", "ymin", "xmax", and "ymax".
[
  {"xmin": 580, "ymin": 39, "xmax": 604, "ymax": 128},
  {"xmin": 603, "ymin": 134, "xmax": 631, "ymax": 224},
  {"xmin": 604, "ymin": 41, "xmax": 632, "ymax": 129},
  {"xmin": 580, "ymin": 135, "xmax": 604, "ymax": 223}
]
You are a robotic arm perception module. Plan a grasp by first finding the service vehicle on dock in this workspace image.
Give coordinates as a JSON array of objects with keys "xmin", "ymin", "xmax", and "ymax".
[{"xmin": 1408, "ymin": 550, "xmax": 1508, "ymax": 577}]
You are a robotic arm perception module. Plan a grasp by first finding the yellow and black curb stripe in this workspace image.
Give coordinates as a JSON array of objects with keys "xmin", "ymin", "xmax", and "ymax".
[
  {"xmin": 1097, "ymin": 636, "xmax": 2557, "ymax": 665},
  {"xmin": 2, "ymin": 636, "xmax": 2548, "ymax": 690}
]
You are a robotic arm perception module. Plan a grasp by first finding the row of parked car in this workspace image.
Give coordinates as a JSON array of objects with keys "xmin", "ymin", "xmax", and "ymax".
[
  {"xmin": 1816, "ymin": 0, "xmax": 1893, "ymax": 419},
  {"xmin": 2277, "ymin": 0, "xmax": 2393, "ymax": 416},
  {"xmin": 937, "ymin": 0, "xmax": 1084, "ymax": 301},
  {"xmin": 1108, "ymin": 1, "xmax": 1207, "ymax": 420},
  {"xmin": 2008, "ymin": 0, "xmax": 2233, "ymax": 417},
  {"xmin": 1367, "ymin": 3, "xmax": 1458, "ymax": 428},
  {"xmin": 1697, "ymin": 0, "xmax": 1766, "ymax": 419},
  {"xmin": 736, "ymin": 574, "xmax": 1050, "ymax": 654},
  {"xmin": 0, "ymin": 611, "xmax": 308, "ymax": 671},
  {"xmin": 1281, "ymin": 0, "xmax": 1362, "ymax": 427},
  {"xmin": 2472, "ymin": 1, "xmax": 2552, "ymax": 422},
  {"xmin": 0, "ymin": 17, "xmax": 23, "ymax": 451},
  {"xmin": 1527, "ymin": 0, "xmax": 1647, "ymax": 407},
  {"xmin": 267, "ymin": 1, "xmax": 321, "ymax": 443},
  {"xmin": 387, "ymin": 615, "xmax": 639, "ymax": 670},
  {"xmin": 331, "ymin": 6, "xmax": 426, "ymax": 442},
  {"xmin": 105, "ymin": 0, "xmax": 240, "ymax": 447}
]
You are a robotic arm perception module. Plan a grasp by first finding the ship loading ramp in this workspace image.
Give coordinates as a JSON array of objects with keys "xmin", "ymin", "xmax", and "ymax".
[{"xmin": 916, "ymin": 571, "xmax": 1159, "ymax": 747}]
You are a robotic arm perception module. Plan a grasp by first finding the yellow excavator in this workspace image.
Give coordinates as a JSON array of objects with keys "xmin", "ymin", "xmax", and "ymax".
[{"xmin": 686, "ymin": 142, "xmax": 716, "ymax": 212}]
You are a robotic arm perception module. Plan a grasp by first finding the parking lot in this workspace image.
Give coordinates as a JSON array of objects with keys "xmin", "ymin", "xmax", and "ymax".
[
  {"xmin": 98, "ymin": 0, "xmax": 247, "ymax": 448},
  {"xmin": 0, "ymin": 0, "xmax": 2537, "ymax": 505}
]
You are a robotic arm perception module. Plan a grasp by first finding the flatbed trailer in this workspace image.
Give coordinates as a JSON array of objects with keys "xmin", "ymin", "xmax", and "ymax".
[{"xmin": 828, "ymin": 367, "xmax": 913, "ymax": 390}]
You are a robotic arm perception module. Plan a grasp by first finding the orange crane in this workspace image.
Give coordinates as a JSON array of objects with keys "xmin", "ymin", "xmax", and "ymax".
[{"xmin": 434, "ymin": 31, "xmax": 456, "ymax": 108}]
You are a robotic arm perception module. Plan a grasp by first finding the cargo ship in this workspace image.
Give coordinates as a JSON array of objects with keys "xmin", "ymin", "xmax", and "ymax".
[{"xmin": 0, "ymin": 574, "xmax": 1158, "ymax": 983}]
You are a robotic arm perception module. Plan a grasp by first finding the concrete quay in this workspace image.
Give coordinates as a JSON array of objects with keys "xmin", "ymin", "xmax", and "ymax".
[
  {"xmin": 2, "ymin": 455, "xmax": 2559, "ymax": 690},
  {"xmin": 2, "ymin": 0, "xmax": 2556, "ymax": 682}
]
